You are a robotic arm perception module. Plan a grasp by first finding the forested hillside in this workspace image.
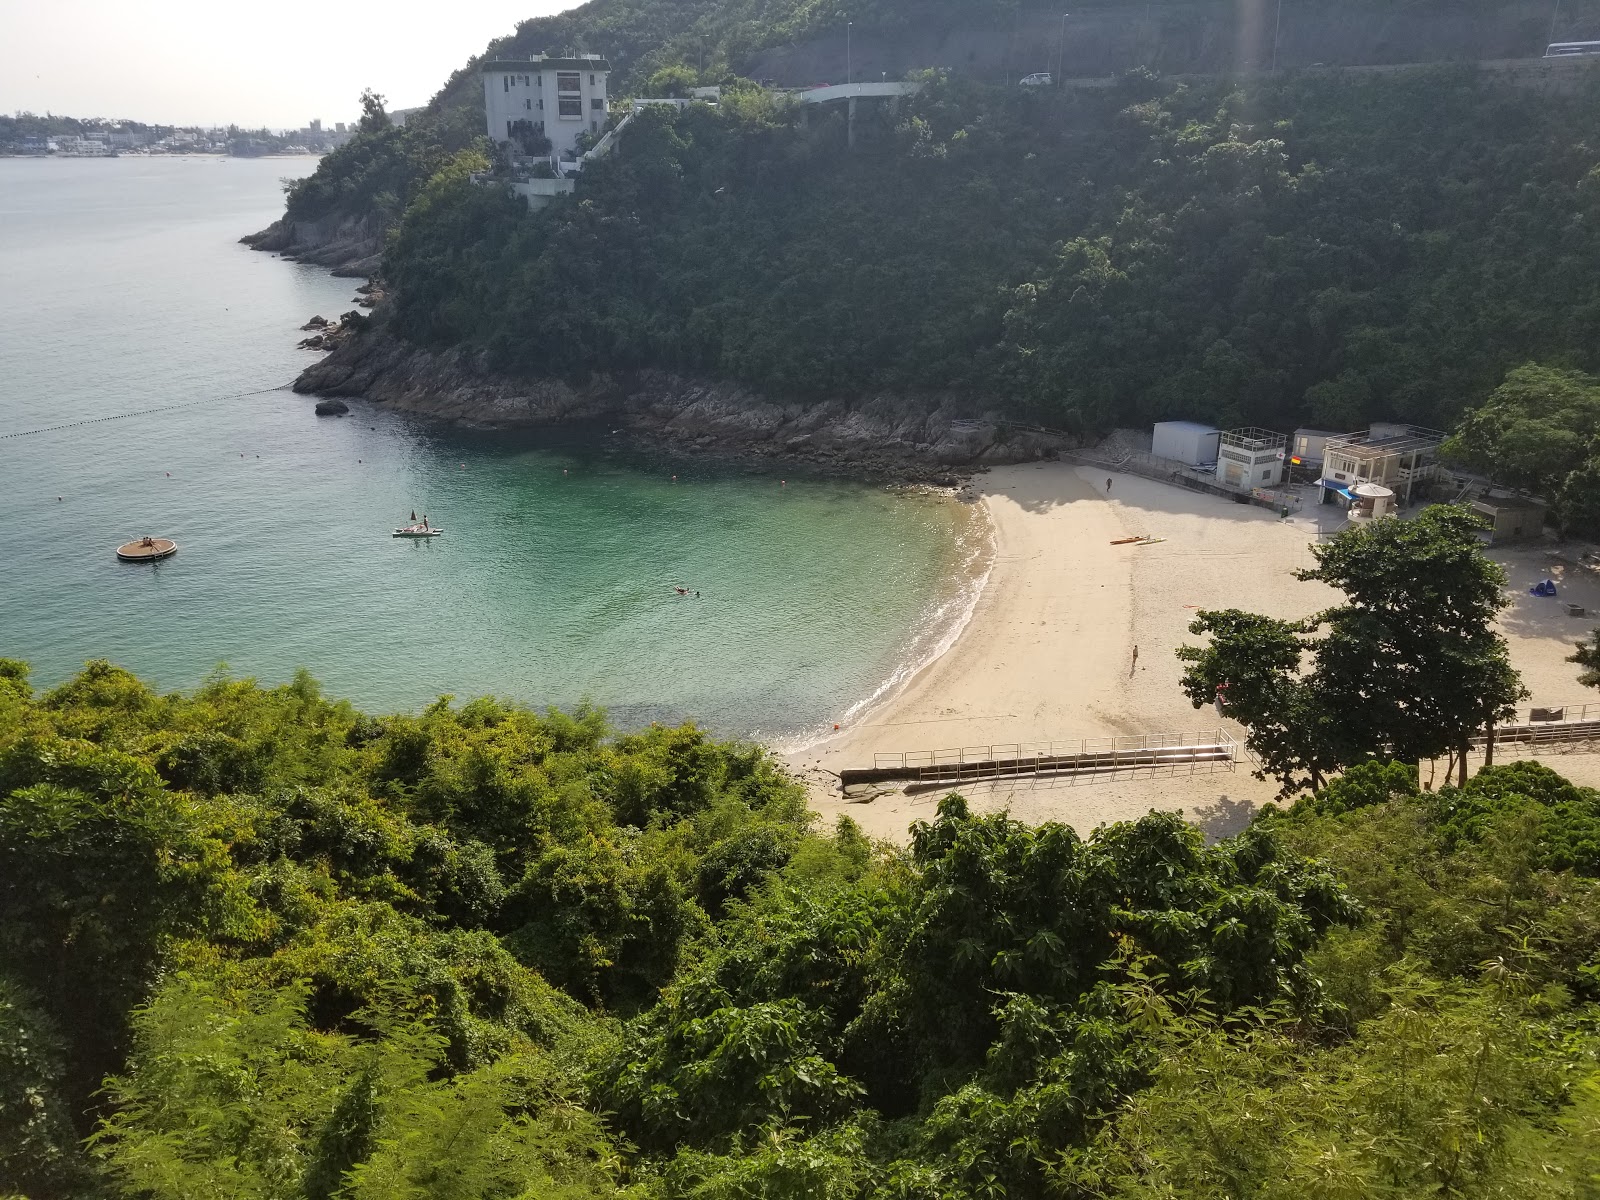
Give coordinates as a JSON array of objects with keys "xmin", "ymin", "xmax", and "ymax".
[
  {"xmin": 378, "ymin": 66, "xmax": 1600, "ymax": 435},
  {"xmin": 4, "ymin": 655, "xmax": 1600, "ymax": 1197},
  {"xmin": 262, "ymin": 0, "xmax": 1600, "ymax": 440}
]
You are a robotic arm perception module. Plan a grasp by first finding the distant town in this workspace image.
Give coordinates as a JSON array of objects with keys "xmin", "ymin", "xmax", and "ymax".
[{"xmin": 0, "ymin": 109, "xmax": 417, "ymax": 157}]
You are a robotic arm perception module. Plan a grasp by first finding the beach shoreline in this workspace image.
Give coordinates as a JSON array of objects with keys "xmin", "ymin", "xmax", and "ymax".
[
  {"xmin": 787, "ymin": 461, "xmax": 1600, "ymax": 843},
  {"xmin": 769, "ymin": 483, "xmax": 997, "ymax": 757}
]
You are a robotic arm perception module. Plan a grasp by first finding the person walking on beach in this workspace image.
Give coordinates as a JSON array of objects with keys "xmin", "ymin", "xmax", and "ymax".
[
  {"xmin": 1130, "ymin": 644, "xmax": 1139, "ymax": 675},
  {"xmin": 1106, "ymin": 477, "xmax": 1113, "ymax": 494}
]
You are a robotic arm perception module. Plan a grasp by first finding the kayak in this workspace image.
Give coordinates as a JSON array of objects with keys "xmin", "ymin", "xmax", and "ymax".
[{"xmin": 393, "ymin": 525, "xmax": 444, "ymax": 538}]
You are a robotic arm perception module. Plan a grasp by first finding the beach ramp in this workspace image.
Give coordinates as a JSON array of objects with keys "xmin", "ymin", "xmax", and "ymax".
[
  {"xmin": 840, "ymin": 731, "xmax": 1238, "ymax": 792},
  {"xmin": 1474, "ymin": 702, "xmax": 1600, "ymax": 752}
]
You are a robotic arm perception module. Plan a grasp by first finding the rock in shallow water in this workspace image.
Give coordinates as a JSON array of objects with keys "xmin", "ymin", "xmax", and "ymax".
[{"xmin": 314, "ymin": 398, "xmax": 350, "ymax": 416}]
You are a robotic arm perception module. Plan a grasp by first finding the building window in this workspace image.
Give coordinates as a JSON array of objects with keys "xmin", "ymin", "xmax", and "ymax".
[
  {"xmin": 558, "ymin": 97, "xmax": 582, "ymax": 118},
  {"xmin": 503, "ymin": 76, "xmax": 510, "ymax": 92},
  {"xmin": 538, "ymin": 99, "xmax": 543, "ymax": 110},
  {"xmin": 591, "ymin": 98, "xmax": 604, "ymax": 109},
  {"xmin": 592, "ymin": 119, "xmax": 599, "ymax": 132},
  {"xmin": 1261, "ymin": 469, "xmax": 1273, "ymax": 481},
  {"xmin": 590, "ymin": 73, "xmax": 596, "ymax": 84},
  {"xmin": 506, "ymin": 120, "xmax": 514, "ymax": 138},
  {"xmin": 557, "ymin": 72, "xmax": 580, "ymax": 93}
]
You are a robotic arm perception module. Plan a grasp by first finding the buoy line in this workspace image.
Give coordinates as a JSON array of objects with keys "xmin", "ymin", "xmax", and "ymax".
[{"xmin": 0, "ymin": 382, "xmax": 295, "ymax": 440}]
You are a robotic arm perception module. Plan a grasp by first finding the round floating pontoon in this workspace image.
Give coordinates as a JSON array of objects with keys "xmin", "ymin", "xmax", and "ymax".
[{"xmin": 116, "ymin": 537, "xmax": 178, "ymax": 562}]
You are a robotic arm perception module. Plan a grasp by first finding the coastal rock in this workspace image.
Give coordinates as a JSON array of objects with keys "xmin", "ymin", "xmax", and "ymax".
[
  {"xmin": 301, "ymin": 315, "xmax": 329, "ymax": 330},
  {"xmin": 293, "ymin": 324, "xmax": 1076, "ymax": 480},
  {"xmin": 314, "ymin": 398, "xmax": 350, "ymax": 416},
  {"xmin": 298, "ymin": 334, "xmax": 326, "ymax": 350},
  {"xmin": 241, "ymin": 212, "xmax": 384, "ymax": 276}
]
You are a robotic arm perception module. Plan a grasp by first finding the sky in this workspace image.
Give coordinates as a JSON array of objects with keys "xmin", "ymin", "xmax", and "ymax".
[{"xmin": 0, "ymin": 0, "xmax": 576, "ymax": 129}]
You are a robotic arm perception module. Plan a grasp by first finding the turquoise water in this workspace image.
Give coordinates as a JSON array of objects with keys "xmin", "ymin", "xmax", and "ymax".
[{"xmin": 0, "ymin": 157, "xmax": 975, "ymax": 742}]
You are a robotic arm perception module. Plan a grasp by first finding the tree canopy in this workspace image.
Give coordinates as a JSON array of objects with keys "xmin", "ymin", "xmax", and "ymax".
[
  {"xmin": 1443, "ymin": 362, "xmax": 1600, "ymax": 532},
  {"xmin": 355, "ymin": 65, "xmax": 1600, "ymax": 440},
  {"xmin": 1178, "ymin": 505, "xmax": 1524, "ymax": 792},
  {"xmin": 5, "ymin": 655, "xmax": 1600, "ymax": 1197}
]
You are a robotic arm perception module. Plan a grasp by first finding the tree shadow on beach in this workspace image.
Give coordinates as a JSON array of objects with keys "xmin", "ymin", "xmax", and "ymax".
[
  {"xmin": 1185, "ymin": 793, "xmax": 1257, "ymax": 842},
  {"xmin": 1491, "ymin": 545, "xmax": 1600, "ymax": 651}
]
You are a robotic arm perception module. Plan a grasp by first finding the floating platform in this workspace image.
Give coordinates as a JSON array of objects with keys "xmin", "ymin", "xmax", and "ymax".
[{"xmin": 116, "ymin": 537, "xmax": 177, "ymax": 562}]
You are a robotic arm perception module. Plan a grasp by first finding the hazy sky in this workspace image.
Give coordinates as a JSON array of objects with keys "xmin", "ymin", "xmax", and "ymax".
[{"xmin": 1, "ymin": 0, "xmax": 574, "ymax": 128}]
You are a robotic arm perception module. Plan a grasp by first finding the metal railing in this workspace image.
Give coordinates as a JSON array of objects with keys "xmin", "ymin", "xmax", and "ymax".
[
  {"xmin": 841, "ymin": 730, "xmax": 1239, "ymax": 790},
  {"xmin": 1476, "ymin": 701, "xmax": 1600, "ymax": 752}
]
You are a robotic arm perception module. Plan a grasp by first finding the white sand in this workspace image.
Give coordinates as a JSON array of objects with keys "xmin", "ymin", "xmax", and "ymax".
[{"xmin": 787, "ymin": 462, "xmax": 1600, "ymax": 842}]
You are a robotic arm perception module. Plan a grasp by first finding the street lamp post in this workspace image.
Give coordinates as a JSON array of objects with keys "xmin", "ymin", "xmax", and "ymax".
[
  {"xmin": 1271, "ymin": 0, "xmax": 1283, "ymax": 72},
  {"xmin": 847, "ymin": 21, "xmax": 853, "ymax": 85},
  {"xmin": 1058, "ymin": 13, "xmax": 1069, "ymax": 82},
  {"xmin": 1551, "ymin": 0, "xmax": 1564, "ymax": 44}
]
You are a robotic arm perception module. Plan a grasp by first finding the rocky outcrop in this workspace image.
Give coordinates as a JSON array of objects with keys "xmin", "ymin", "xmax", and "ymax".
[
  {"xmin": 313, "ymin": 398, "xmax": 350, "ymax": 416},
  {"xmin": 293, "ymin": 327, "xmax": 1072, "ymax": 481},
  {"xmin": 297, "ymin": 311, "xmax": 368, "ymax": 352},
  {"xmin": 241, "ymin": 211, "xmax": 384, "ymax": 277}
]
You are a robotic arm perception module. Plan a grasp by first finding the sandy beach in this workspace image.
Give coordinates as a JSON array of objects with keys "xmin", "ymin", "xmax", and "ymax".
[{"xmin": 789, "ymin": 462, "xmax": 1600, "ymax": 842}]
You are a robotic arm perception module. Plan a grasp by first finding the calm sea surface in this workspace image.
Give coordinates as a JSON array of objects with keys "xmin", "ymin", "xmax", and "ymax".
[{"xmin": 0, "ymin": 156, "xmax": 977, "ymax": 742}]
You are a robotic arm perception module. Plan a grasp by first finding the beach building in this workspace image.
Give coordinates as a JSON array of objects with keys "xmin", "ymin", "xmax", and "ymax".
[
  {"xmin": 1290, "ymin": 428, "xmax": 1340, "ymax": 470},
  {"xmin": 482, "ymin": 55, "xmax": 611, "ymax": 160},
  {"xmin": 1470, "ymin": 495, "xmax": 1547, "ymax": 544},
  {"xmin": 1347, "ymin": 482, "xmax": 1395, "ymax": 523},
  {"xmin": 1317, "ymin": 423, "xmax": 1444, "ymax": 507},
  {"xmin": 1151, "ymin": 421, "xmax": 1220, "ymax": 467},
  {"xmin": 1216, "ymin": 427, "xmax": 1287, "ymax": 489}
]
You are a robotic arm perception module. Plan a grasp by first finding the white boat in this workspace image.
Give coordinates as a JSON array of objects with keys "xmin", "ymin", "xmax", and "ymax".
[{"xmin": 393, "ymin": 524, "xmax": 444, "ymax": 538}]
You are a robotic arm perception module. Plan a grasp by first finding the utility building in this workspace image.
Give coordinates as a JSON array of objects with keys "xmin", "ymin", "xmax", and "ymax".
[
  {"xmin": 1470, "ymin": 495, "xmax": 1547, "ymax": 544},
  {"xmin": 483, "ymin": 55, "xmax": 610, "ymax": 162},
  {"xmin": 1151, "ymin": 421, "xmax": 1220, "ymax": 467},
  {"xmin": 1216, "ymin": 427, "xmax": 1286, "ymax": 489}
]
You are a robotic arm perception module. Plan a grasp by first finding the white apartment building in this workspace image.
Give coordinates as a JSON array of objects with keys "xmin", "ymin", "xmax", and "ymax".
[{"xmin": 482, "ymin": 55, "xmax": 610, "ymax": 161}]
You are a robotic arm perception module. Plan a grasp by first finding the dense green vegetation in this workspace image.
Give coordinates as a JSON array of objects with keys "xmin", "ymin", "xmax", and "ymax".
[
  {"xmin": 273, "ymin": 0, "xmax": 1600, "ymax": 469},
  {"xmin": 279, "ymin": 0, "xmax": 1012, "ymax": 223},
  {"xmin": 5, "ymin": 647, "xmax": 1600, "ymax": 1197},
  {"xmin": 370, "ymin": 65, "xmax": 1600, "ymax": 440},
  {"xmin": 1443, "ymin": 364, "xmax": 1600, "ymax": 532}
]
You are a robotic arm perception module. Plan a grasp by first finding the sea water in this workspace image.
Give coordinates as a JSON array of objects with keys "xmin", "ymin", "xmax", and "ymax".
[{"xmin": 0, "ymin": 156, "xmax": 979, "ymax": 742}]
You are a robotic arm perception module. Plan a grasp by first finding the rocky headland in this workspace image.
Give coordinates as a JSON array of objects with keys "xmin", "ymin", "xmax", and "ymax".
[
  {"xmin": 292, "ymin": 320, "xmax": 1072, "ymax": 482},
  {"xmin": 241, "ymin": 212, "xmax": 384, "ymax": 277}
]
